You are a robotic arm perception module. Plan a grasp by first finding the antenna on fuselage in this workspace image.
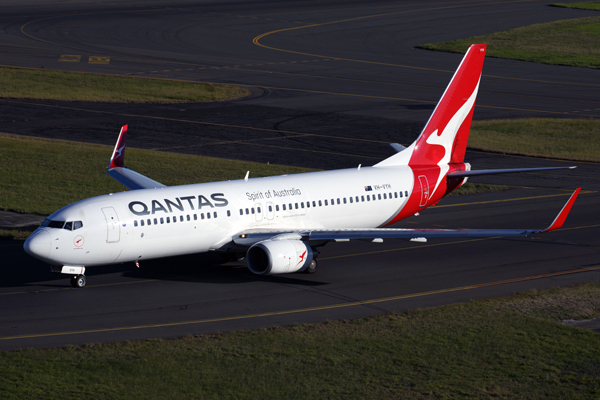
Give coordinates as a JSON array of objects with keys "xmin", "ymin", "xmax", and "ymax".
[{"xmin": 244, "ymin": 171, "xmax": 249, "ymax": 182}]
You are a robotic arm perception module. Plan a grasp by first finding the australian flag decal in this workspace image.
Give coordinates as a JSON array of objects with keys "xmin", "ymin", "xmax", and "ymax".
[{"xmin": 364, "ymin": 186, "xmax": 372, "ymax": 191}]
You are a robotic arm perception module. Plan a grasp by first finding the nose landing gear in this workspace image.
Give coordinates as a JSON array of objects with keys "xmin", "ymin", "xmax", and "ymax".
[{"xmin": 70, "ymin": 274, "xmax": 86, "ymax": 288}]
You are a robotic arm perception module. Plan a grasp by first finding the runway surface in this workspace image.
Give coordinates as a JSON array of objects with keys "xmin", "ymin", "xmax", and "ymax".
[{"xmin": 0, "ymin": 0, "xmax": 599, "ymax": 350}]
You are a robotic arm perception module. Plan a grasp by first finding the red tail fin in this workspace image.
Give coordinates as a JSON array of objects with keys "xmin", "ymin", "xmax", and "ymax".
[{"xmin": 376, "ymin": 44, "xmax": 486, "ymax": 168}]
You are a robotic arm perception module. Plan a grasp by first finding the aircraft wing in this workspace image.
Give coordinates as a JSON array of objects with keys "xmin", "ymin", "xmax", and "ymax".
[
  {"xmin": 233, "ymin": 188, "xmax": 580, "ymax": 246},
  {"xmin": 106, "ymin": 125, "xmax": 167, "ymax": 190}
]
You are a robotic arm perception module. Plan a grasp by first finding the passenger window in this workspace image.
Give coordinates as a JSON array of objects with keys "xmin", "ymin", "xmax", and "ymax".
[
  {"xmin": 269, "ymin": 205, "xmax": 272, "ymax": 212},
  {"xmin": 251, "ymin": 208, "xmax": 255, "ymax": 214},
  {"xmin": 301, "ymin": 202, "xmax": 304, "ymax": 209},
  {"xmin": 227, "ymin": 210, "xmax": 231, "ymax": 217},
  {"xmin": 325, "ymin": 200, "xmax": 328, "ymax": 206},
  {"xmin": 207, "ymin": 213, "xmax": 211, "ymax": 219},
  {"xmin": 240, "ymin": 209, "xmax": 243, "ymax": 215},
  {"xmin": 394, "ymin": 192, "xmax": 398, "ymax": 198},
  {"xmin": 337, "ymin": 198, "xmax": 340, "ymax": 204},
  {"xmin": 257, "ymin": 207, "xmax": 261, "ymax": 213},
  {"xmin": 331, "ymin": 199, "xmax": 334, "ymax": 205},
  {"xmin": 140, "ymin": 220, "xmax": 145, "ymax": 227},
  {"xmin": 399, "ymin": 191, "xmax": 403, "ymax": 198},
  {"xmin": 361, "ymin": 196, "xmax": 365, "ymax": 202},
  {"xmin": 194, "ymin": 214, "xmax": 197, "ymax": 221},
  {"xmin": 289, "ymin": 203, "xmax": 292, "ymax": 210},
  {"xmin": 276, "ymin": 205, "xmax": 279, "ymax": 211},
  {"xmin": 295, "ymin": 203, "xmax": 298, "ymax": 209},
  {"xmin": 318, "ymin": 200, "xmax": 322, "ymax": 207},
  {"xmin": 378, "ymin": 194, "xmax": 382, "ymax": 200},
  {"xmin": 64, "ymin": 221, "xmax": 73, "ymax": 230},
  {"xmin": 173, "ymin": 216, "xmax": 176, "ymax": 223},
  {"xmin": 167, "ymin": 217, "xmax": 170, "ymax": 223},
  {"xmin": 201, "ymin": 213, "xmax": 205, "ymax": 220},
  {"xmin": 134, "ymin": 220, "xmax": 138, "ymax": 227},
  {"xmin": 180, "ymin": 216, "xmax": 184, "ymax": 222},
  {"xmin": 306, "ymin": 202, "xmax": 310, "ymax": 208},
  {"xmin": 160, "ymin": 218, "xmax": 164, "ymax": 224},
  {"xmin": 246, "ymin": 208, "xmax": 249, "ymax": 215},
  {"xmin": 214, "ymin": 212, "xmax": 217, "ymax": 218},
  {"xmin": 147, "ymin": 219, "xmax": 151, "ymax": 225},
  {"xmin": 405, "ymin": 191, "xmax": 408, "ymax": 197},
  {"xmin": 154, "ymin": 218, "xmax": 158, "ymax": 225},
  {"xmin": 283, "ymin": 204, "xmax": 287, "ymax": 211},
  {"xmin": 186, "ymin": 215, "xmax": 190, "ymax": 221},
  {"xmin": 355, "ymin": 196, "xmax": 359, "ymax": 202}
]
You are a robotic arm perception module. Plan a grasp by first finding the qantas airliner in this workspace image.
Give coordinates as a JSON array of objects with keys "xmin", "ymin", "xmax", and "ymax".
[{"xmin": 24, "ymin": 44, "xmax": 580, "ymax": 288}]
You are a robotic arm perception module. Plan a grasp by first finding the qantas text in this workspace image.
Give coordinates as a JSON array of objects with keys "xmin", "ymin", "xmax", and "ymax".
[{"xmin": 128, "ymin": 193, "xmax": 228, "ymax": 216}]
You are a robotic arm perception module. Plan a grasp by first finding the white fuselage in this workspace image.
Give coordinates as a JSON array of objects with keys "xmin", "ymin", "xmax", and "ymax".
[{"xmin": 28, "ymin": 165, "xmax": 415, "ymax": 267}]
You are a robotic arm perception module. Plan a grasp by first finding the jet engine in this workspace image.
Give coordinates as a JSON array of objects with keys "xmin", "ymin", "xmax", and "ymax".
[{"xmin": 246, "ymin": 239, "xmax": 313, "ymax": 275}]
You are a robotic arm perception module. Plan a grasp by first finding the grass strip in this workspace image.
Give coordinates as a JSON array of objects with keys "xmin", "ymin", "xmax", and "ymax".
[
  {"xmin": 0, "ymin": 133, "xmax": 314, "ymax": 216},
  {"xmin": 420, "ymin": 16, "xmax": 600, "ymax": 68},
  {"xmin": 470, "ymin": 118, "xmax": 600, "ymax": 162},
  {"xmin": 552, "ymin": 1, "xmax": 600, "ymax": 11},
  {"xmin": 1, "ymin": 282, "xmax": 599, "ymax": 399},
  {"xmin": 0, "ymin": 133, "xmax": 514, "ymax": 222},
  {"xmin": 0, "ymin": 67, "xmax": 249, "ymax": 102}
]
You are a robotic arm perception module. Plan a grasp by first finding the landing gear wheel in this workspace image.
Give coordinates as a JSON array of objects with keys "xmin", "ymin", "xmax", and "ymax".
[
  {"xmin": 304, "ymin": 259, "xmax": 318, "ymax": 274},
  {"xmin": 71, "ymin": 275, "xmax": 86, "ymax": 288}
]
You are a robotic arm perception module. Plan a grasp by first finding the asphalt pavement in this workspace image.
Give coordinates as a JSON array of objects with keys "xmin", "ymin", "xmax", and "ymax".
[{"xmin": 0, "ymin": 0, "xmax": 598, "ymax": 350}]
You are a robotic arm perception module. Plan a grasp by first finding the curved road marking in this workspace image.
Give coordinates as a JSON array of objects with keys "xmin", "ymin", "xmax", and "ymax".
[
  {"xmin": 1, "ymin": 264, "xmax": 599, "ymax": 341},
  {"xmin": 252, "ymin": 0, "xmax": 600, "ymax": 88}
]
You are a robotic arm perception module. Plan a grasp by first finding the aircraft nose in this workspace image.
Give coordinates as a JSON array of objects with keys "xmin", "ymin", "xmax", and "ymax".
[{"xmin": 24, "ymin": 230, "xmax": 51, "ymax": 260}]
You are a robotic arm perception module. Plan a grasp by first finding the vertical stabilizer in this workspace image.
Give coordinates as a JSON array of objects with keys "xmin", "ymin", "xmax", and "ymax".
[{"xmin": 375, "ymin": 43, "xmax": 486, "ymax": 168}]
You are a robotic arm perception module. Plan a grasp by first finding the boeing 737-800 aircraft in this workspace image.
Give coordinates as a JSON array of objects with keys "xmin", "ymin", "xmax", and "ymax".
[{"xmin": 24, "ymin": 44, "xmax": 580, "ymax": 288}]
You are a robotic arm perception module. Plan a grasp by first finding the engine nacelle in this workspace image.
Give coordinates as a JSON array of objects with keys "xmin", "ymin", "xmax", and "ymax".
[{"xmin": 246, "ymin": 239, "xmax": 313, "ymax": 275}]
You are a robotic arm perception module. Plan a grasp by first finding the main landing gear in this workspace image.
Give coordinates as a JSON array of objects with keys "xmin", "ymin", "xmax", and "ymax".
[
  {"xmin": 304, "ymin": 259, "xmax": 318, "ymax": 274},
  {"xmin": 70, "ymin": 274, "xmax": 86, "ymax": 288}
]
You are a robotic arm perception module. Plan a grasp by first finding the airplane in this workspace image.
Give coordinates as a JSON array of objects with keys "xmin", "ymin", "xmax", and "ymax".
[{"xmin": 24, "ymin": 43, "xmax": 580, "ymax": 288}]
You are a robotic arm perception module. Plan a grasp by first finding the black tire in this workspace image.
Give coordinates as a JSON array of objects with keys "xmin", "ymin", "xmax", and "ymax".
[
  {"xmin": 304, "ymin": 259, "xmax": 317, "ymax": 274},
  {"xmin": 71, "ymin": 275, "xmax": 86, "ymax": 288}
]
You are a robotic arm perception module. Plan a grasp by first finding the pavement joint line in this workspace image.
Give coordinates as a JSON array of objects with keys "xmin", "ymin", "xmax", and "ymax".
[
  {"xmin": 2, "ymin": 264, "xmax": 599, "ymax": 341},
  {"xmin": 0, "ymin": 279, "xmax": 158, "ymax": 296},
  {"xmin": 12, "ymin": 5, "xmax": 598, "ymax": 91},
  {"xmin": 0, "ymin": 99, "xmax": 393, "ymax": 147},
  {"xmin": 252, "ymin": 0, "xmax": 600, "ymax": 88},
  {"xmin": 0, "ymin": 64, "xmax": 593, "ymax": 117},
  {"xmin": 434, "ymin": 190, "xmax": 596, "ymax": 208}
]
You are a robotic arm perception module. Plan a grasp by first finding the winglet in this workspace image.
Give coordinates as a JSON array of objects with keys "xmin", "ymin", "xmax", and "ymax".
[
  {"xmin": 108, "ymin": 125, "xmax": 128, "ymax": 169},
  {"xmin": 541, "ymin": 188, "xmax": 581, "ymax": 233}
]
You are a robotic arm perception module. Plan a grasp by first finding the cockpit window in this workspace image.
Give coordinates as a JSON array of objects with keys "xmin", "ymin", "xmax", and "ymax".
[
  {"xmin": 42, "ymin": 219, "xmax": 83, "ymax": 230},
  {"xmin": 43, "ymin": 219, "xmax": 65, "ymax": 229}
]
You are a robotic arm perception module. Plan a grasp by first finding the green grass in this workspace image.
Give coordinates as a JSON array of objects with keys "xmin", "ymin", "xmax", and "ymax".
[
  {"xmin": 0, "ymin": 134, "xmax": 518, "ymax": 222},
  {"xmin": 420, "ymin": 16, "xmax": 600, "ymax": 68},
  {"xmin": 0, "ymin": 134, "xmax": 314, "ymax": 216},
  {"xmin": 448, "ymin": 182, "xmax": 508, "ymax": 196},
  {"xmin": 0, "ymin": 67, "xmax": 250, "ymax": 102},
  {"xmin": 1, "ymin": 282, "xmax": 599, "ymax": 399},
  {"xmin": 470, "ymin": 118, "xmax": 600, "ymax": 162},
  {"xmin": 553, "ymin": 1, "xmax": 600, "ymax": 11}
]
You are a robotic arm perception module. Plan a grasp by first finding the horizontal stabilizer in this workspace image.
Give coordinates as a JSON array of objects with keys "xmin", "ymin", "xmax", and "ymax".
[
  {"xmin": 390, "ymin": 143, "xmax": 407, "ymax": 153},
  {"xmin": 447, "ymin": 166, "xmax": 576, "ymax": 178}
]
